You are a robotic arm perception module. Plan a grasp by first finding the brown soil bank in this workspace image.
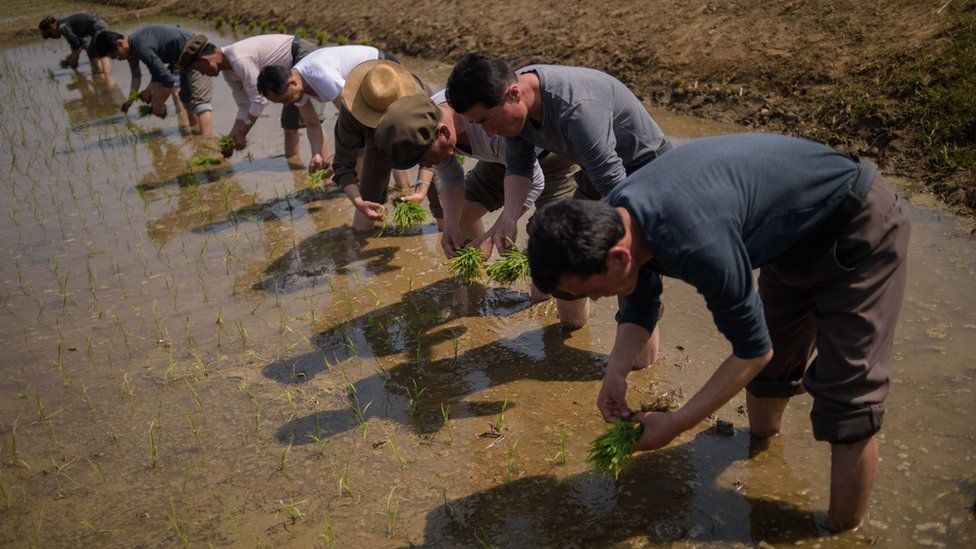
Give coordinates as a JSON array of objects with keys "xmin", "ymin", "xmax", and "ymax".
[{"xmin": 94, "ymin": 0, "xmax": 976, "ymax": 212}]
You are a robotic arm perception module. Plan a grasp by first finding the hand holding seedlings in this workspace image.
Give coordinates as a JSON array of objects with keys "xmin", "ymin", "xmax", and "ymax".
[
  {"xmin": 218, "ymin": 135, "xmax": 237, "ymax": 157},
  {"xmin": 352, "ymin": 197, "xmax": 386, "ymax": 221},
  {"xmin": 449, "ymin": 246, "xmax": 486, "ymax": 281},
  {"xmin": 587, "ymin": 421, "xmax": 642, "ymax": 478},
  {"xmin": 306, "ymin": 168, "xmax": 332, "ymax": 190},
  {"xmin": 309, "ymin": 153, "xmax": 330, "ymax": 173},
  {"xmin": 484, "ymin": 244, "xmax": 530, "ymax": 285}
]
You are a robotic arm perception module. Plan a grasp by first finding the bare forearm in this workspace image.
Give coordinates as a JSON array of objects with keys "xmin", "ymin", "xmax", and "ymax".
[
  {"xmin": 607, "ymin": 323, "xmax": 652, "ymax": 377},
  {"xmin": 500, "ymin": 174, "xmax": 532, "ymax": 222},
  {"xmin": 673, "ymin": 351, "xmax": 773, "ymax": 430}
]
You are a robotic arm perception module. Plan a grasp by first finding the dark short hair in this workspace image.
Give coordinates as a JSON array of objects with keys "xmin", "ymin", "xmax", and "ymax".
[
  {"xmin": 257, "ymin": 66, "xmax": 290, "ymax": 97},
  {"xmin": 527, "ymin": 199, "xmax": 625, "ymax": 293},
  {"xmin": 93, "ymin": 30, "xmax": 124, "ymax": 57},
  {"xmin": 39, "ymin": 16, "xmax": 57, "ymax": 31},
  {"xmin": 200, "ymin": 43, "xmax": 217, "ymax": 57},
  {"xmin": 445, "ymin": 52, "xmax": 516, "ymax": 114}
]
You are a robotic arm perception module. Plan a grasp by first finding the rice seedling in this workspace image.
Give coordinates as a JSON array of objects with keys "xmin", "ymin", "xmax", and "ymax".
[
  {"xmin": 277, "ymin": 24, "xmax": 287, "ymax": 34},
  {"xmin": 192, "ymin": 156, "xmax": 221, "ymax": 167},
  {"xmin": 278, "ymin": 439, "xmax": 292, "ymax": 473},
  {"xmin": 336, "ymin": 35, "xmax": 348, "ymax": 45},
  {"xmin": 388, "ymin": 200, "xmax": 427, "ymax": 231},
  {"xmin": 379, "ymin": 487, "xmax": 400, "ymax": 538},
  {"xmin": 247, "ymin": 20, "xmax": 256, "ymax": 32},
  {"xmin": 484, "ymin": 246, "xmax": 530, "ymax": 285},
  {"xmin": 213, "ymin": 16, "xmax": 224, "ymax": 29},
  {"xmin": 448, "ymin": 246, "xmax": 485, "ymax": 281},
  {"xmin": 121, "ymin": 373, "xmax": 134, "ymax": 397},
  {"xmin": 441, "ymin": 403, "xmax": 451, "ymax": 426},
  {"xmin": 334, "ymin": 462, "xmax": 350, "ymax": 496},
  {"xmin": 0, "ymin": 472, "xmax": 11, "ymax": 509},
  {"xmin": 34, "ymin": 391, "xmax": 47, "ymax": 422},
  {"xmin": 505, "ymin": 440, "xmax": 518, "ymax": 481},
  {"xmin": 553, "ymin": 427, "xmax": 568, "ymax": 465},
  {"xmin": 137, "ymin": 105, "xmax": 153, "ymax": 118},
  {"xmin": 259, "ymin": 21, "xmax": 269, "ymax": 33},
  {"xmin": 306, "ymin": 168, "xmax": 329, "ymax": 190},
  {"xmin": 387, "ymin": 432, "xmax": 406, "ymax": 467},
  {"xmin": 149, "ymin": 420, "xmax": 159, "ymax": 468},
  {"xmin": 495, "ymin": 396, "xmax": 510, "ymax": 430},
  {"xmin": 586, "ymin": 421, "xmax": 642, "ymax": 479},
  {"xmin": 60, "ymin": 58, "xmax": 69, "ymax": 69},
  {"xmin": 217, "ymin": 135, "xmax": 236, "ymax": 155},
  {"xmin": 229, "ymin": 19, "xmax": 238, "ymax": 31},
  {"xmin": 315, "ymin": 31, "xmax": 328, "ymax": 46},
  {"xmin": 186, "ymin": 414, "xmax": 200, "ymax": 446},
  {"xmin": 167, "ymin": 502, "xmax": 189, "ymax": 547},
  {"xmin": 350, "ymin": 399, "xmax": 371, "ymax": 439},
  {"xmin": 279, "ymin": 499, "xmax": 307, "ymax": 523},
  {"xmin": 406, "ymin": 379, "xmax": 426, "ymax": 415},
  {"xmin": 296, "ymin": 28, "xmax": 307, "ymax": 38},
  {"xmin": 87, "ymin": 457, "xmax": 105, "ymax": 482},
  {"xmin": 320, "ymin": 509, "xmax": 336, "ymax": 548}
]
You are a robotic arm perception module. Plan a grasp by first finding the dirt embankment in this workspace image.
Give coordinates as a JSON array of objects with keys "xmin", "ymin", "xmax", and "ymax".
[{"xmin": 91, "ymin": 0, "xmax": 976, "ymax": 213}]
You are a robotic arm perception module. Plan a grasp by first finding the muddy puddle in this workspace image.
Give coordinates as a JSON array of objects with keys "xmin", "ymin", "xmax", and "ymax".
[{"xmin": 0, "ymin": 6, "xmax": 974, "ymax": 547}]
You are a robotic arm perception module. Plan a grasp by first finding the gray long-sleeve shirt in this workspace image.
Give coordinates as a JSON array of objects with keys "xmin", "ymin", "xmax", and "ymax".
[
  {"xmin": 127, "ymin": 24, "xmax": 193, "ymax": 87},
  {"xmin": 57, "ymin": 12, "xmax": 106, "ymax": 51},
  {"xmin": 608, "ymin": 133, "xmax": 872, "ymax": 358},
  {"xmin": 505, "ymin": 64, "xmax": 666, "ymax": 197}
]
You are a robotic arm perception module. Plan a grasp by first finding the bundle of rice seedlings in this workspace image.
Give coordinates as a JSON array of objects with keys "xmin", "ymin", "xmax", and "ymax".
[
  {"xmin": 586, "ymin": 421, "xmax": 642, "ymax": 479},
  {"xmin": 128, "ymin": 89, "xmax": 141, "ymax": 102},
  {"xmin": 193, "ymin": 156, "xmax": 221, "ymax": 167},
  {"xmin": 484, "ymin": 246, "xmax": 530, "ymax": 285},
  {"xmin": 449, "ymin": 246, "xmax": 485, "ymax": 281},
  {"xmin": 59, "ymin": 58, "xmax": 69, "ymax": 69},
  {"xmin": 217, "ymin": 135, "xmax": 237, "ymax": 154},
  {"xmin": 389, "ymin": 201, "xmax": 427, "ymax": 231},
  {"xmin": 306, "ymin": 168, "xmax": 330, "ymax": 190},
  {"xmin": 137, "ymin": 105, "xmax": 153, "ymax": 118}
]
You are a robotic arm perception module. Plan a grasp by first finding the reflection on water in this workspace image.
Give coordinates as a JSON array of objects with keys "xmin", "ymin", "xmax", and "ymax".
[{"xmin": 0, "ymin": 7, "xmax": 973, "ymax": 548}]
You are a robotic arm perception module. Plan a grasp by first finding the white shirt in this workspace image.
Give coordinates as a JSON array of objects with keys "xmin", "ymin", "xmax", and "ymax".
[
  {"xmin": 221, "ymin": 34, "xmax": 295, "ymax": 120},
  {"xmin": 294, "ymin": 45, "xmax": 380, "ymax": 106},
  {"xmin": 430, "ymin": 90, "xmax": 546, "ymax": 209}
]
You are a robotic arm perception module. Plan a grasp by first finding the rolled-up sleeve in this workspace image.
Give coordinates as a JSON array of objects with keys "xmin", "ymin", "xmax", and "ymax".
[
  {"xmin": 59, "ymin": 23, "xmax": 82, "ymax": 51},
  {"xmin": 523, "ymin": 158, "xmax": 546, "ymax": 209},
  {"xmin": 567, "ymin": 100, "xmax": 627, "ymax": 197},
  {"xmin": 333, "ymin": 109, "xmax": 364, "ymax": 190},
  {"xmin": 504, "ymin": 136, "xmax": 537, "ymax": 180},
  {"xmin": 435, "ymin": 155, "xmax": 466, "ymax": 189},
  {"xmin": 616, "ymin": 268, "xmax": 663, "ymax": 334}
]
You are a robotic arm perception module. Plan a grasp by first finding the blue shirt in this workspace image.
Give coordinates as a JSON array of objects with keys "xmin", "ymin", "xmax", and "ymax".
[
  {"xmin": 608, "ymin": 133, "xmax": 870, "ymax": 358},
  {"xmin": 127, "ymin": 24, "xmax": 193, "ymax": 87}
]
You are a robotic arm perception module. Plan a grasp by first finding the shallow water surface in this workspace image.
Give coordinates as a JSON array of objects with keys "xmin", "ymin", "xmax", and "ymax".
[{"xmin": 0, "ymin": 9, "xmax": 973, "ymax": 548}]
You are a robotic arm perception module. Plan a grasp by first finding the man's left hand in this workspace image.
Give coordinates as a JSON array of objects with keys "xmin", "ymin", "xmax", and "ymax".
[
  {"xmin": 490, "ymin": 214, "xmax": 519, "ymax": 254},
  {"xmin": 152, "ymin": 104, "xmax": 167, "ymax": 118},
  {"xmin": 635, "ymin": 411, "xmax": 685, "ymax": 451}
]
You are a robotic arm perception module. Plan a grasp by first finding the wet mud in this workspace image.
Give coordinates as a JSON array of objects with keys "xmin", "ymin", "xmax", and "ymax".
[{"xmin": 0, "ymin": 7, "xmax": 974, "ymax": 548}]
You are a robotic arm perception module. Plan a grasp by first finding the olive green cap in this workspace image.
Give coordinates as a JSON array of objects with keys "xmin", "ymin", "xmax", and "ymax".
[
  {"xmin": 375, "ymin": 94, "xmax": 439, "ymax": 169},
  {"xmin": 171, "ymin": 34, "xmax": 211, "ymax": 73}
]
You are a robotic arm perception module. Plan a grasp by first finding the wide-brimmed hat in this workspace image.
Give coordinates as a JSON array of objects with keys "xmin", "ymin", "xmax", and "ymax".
[
  {"xmin": 339, "ymin": 59, "xmax": 421, "ymax": 128},
  {"xmin": 171, "ymin": 34, "xmax": 211, "ymax": 73}
]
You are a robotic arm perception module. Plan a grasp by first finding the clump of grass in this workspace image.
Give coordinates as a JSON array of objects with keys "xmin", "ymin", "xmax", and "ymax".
[
  {"xmin": 336, "ymin": 35, "xmax": 348, "ymax": 45},
  {"xmin": 448, "ymin": 246, "xmax": 485, "ymax": 281},
  {"xmin": 277, "ymin": 24, "xmax": 287, "ymax": 34},
  {"xmin": 296, "ymin": 28, "xmax": 306, "ymax": 38},
  {"xmin": 306, "ymin": 168, "xmax": 330, "ymax": 190},
  {"xmin": 389, "ymin": 201, "xmax": 427, "ymax": 231},
  {"xmin": 229, "ymin": 19, "xmax": 238, "ymax": 31},
  {"xmin": 193, "ymin": 156, "xmax": 221, "ymax": 167},
  {"xmin": 484, "ymin": 246, "xmax": 530, "ymax": 285},
  {"xmin": 359, "ymin": 39, "xmax": 371, "ymax": 46},
  {"xmin": 259, "ymin": 21, "xmax": 269, "ymax": 33},
  {"xmin": 217, "ymin": 135, "xmax": 236, "ymax": 155},
  {"xmin": 586, "ymin": 421, "xmax": 642, "ymax": 479},
  {"xmin": 315, "ymin": 31, "xmax": 328, "ymax": 46},
  {"xmin": 137, "ymin": 105, "xmax": 153, "ymax": 118},
  {"xmin": 213, "ymin": 16, "xmax": 224, "ymax": 30}
]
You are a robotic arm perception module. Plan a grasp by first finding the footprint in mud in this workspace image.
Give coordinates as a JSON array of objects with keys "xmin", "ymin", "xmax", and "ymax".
[{"xmin": 649, "ymin": 520, "xmax": 690, "ymax": 542}]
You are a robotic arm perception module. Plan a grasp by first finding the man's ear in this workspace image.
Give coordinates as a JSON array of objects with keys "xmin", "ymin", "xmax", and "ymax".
[
  {"xmin": 506, "ymin": 83, "xmax": 521, "ymax": 103},
  {"xmin": 607, "ymin": 245, "xmax": 632, "ymax": 269}
]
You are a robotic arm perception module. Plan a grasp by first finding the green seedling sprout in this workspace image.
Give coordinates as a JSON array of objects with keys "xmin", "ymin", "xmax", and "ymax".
[
  {"xmin": 277, "ymin": 24, "xmax": 287, "ymax": 34},
  {"xmin": 193, "ymin": 156, "xmax": 221, "ymax": 167},
  {"xmin": 217, "ymin": 135, "xmax": 237, "ymax": 155},
  {"xmin": 586, "ymin": 421, "xmax": 642, "ymax": 479},
  {"xmin": 137, "ymin": 105, "xmax": 153, "ymax": 118},
  {"xmin": 60, "ymin": 58, "xmax": 69, "ymax": 69},
  {"xmin": 213, "ymin": 16, "xmax": 224, "ymax": 29},
  {"xmin": 388, "ymin": 201, "xmax": 427, "ymax": 231},
  {"xmin": 484, "ymin": 245, "xmax": 530, "ymax": 285},
  {"xmin": 168, "ymin": 502, "xmax": 189, "ymax": 547},
  {"xmin": 505, "ymin": 440, "xmax": 518, "ymax": 481},
  {"xmin": 280, "ymin": 499, "xmax": 307, "ymax": 523},
  {"xmin": 406, "ymin": 379, "xmax": 426, "ymax": 415},
  {"xmin": 315, "ymin": 31, "xmax": 328, "ymax": 46},
  {"xmin": 449, "ymin": 246, "xmax": 485, "ymax": 281},
  {"xmin": 306, "ymin": 168, "xmax": 330, "ymax": 190},
  {"xmin": 149, "ymin": 420, "xmax": 159, "ymax": 468},
  {"xmin": 336, "ymin": 36, "xmax": 348, "ymax": 45}
]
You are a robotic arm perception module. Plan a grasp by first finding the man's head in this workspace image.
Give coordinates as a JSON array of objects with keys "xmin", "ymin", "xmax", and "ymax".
[
  {"xmin": 445, "ymin": 52, "xmax": 527, "ymax": 138},
  {"xmin": 527, "ymin": 200, "xmax": 639, "ymax": 301},
  {"xmin": 39, "ymin": 17, "xmax": 59, "ymax": 39},
  {"xmin": 93, "ymin": 31, "xmax": 130, "ymax": 60},
  {"xmin": 188, "ymin": 44, "xmax": 222, "ymax": 76},
  {"xmin": 257, "ymin": 66, "xmax": 303, "ymax": 104},
  {"xmin": 172, "ymin": 34, "xmax": 213, "ymax": 74},
  {"xmin": 375, "ymin": 94, "xmax": 455, "ymax": 169}
]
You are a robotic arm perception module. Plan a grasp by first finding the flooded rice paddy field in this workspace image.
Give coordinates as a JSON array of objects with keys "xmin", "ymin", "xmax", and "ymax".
[{"xmin": 0, "ymin": 13, "xmax": 974, "ymax": 548}]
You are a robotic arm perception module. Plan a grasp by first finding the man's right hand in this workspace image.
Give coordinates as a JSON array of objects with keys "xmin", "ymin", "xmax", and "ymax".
[
  {"xmin": 440, "ymin": 225, "xmax": 465, "ymax": 258},
  {"xmin": 120, "ymin": 99, "xmax": 133, "ymax": 113},
  {"xmin": 597, "ymin": 370, "xmax": 633, "ymax": 422},
  {"xmin": 352, "ymin": 198, "xmax": 386, "ymax": 221}
]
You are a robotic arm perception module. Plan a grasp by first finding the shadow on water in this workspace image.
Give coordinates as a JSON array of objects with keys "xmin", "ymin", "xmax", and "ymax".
[
  {"xmin": 251, "ymin": 225, "xmax": 403, "ymax": 293},
  {"xmin": 421, "ymin": 436, "xmax": 822, "ymax": 546},
  {"xmin": 192, "ymin": 184, "xmax": 343, "ymax": 234},
  {"xmin": 272, "ymin": 321, "xmax": 604, "ymax": 440}
]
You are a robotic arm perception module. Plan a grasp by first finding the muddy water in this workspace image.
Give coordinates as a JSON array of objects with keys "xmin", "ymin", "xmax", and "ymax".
[{"xmin": 0, "ymin": 9, "xmax": 973, "ymax": 548}]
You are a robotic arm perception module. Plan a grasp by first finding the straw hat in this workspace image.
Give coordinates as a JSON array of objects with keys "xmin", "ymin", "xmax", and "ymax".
[{"xmin": 340, "ymin": 59, "xmax": 421, "ymax": 128}]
